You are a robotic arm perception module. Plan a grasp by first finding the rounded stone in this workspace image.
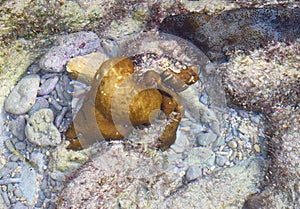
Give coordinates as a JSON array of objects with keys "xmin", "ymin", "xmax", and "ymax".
[
  {"xmin": 5, "ymin": 74, "xmax": 40, "ymax": 114},
  {"xmin": 186, "ymin": 165, "xmax": 202, "ymax": 182},
  {"xmin": 9, "ymin": 116, "xmax": 26, "ymax": 141},
  {"xmin": 196, "ymin": 130, "xmax": 218, "ymax": 146},
  {"xmin": 228, "ymin": 140, "xmax": 238, "ymax": 149},
  {"xmin": 215, "ymin": 155, "xmax": 227, "ymax": 167},
  {"xmin": 25, "ymin": 108, "xmax": 61, "ymax": 146},
  {"xmin": 14, "ymin": 142, "xmax": 26, "ymax": 150}
]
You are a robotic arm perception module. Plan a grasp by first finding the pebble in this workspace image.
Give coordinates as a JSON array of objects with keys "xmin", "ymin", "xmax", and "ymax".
[
  {"xmin": 9, "ymin": 116, "xmax": 26, "ymax": 141},
  {"xmin": 38, "ymin": 76, "xmax": 59, "ymax": 96},
  {"xmin": 25, "ymin": 108, "xmax": 61, "ymax": 147},
  {"xmin": 237, "ymin": 124, "xmax": 250, "ymax": 135},
  {"xmin": 185, "ymin": 166, "xmax": 202, "ymax": 182},
  {"xmin": 196, "ymin": 130, "xmax": 217, "ymax": 146},
  {"xmin": 4, "ymin": 74, "xmax": 40, "ymax": 114},
  {"xmin": 14, "ymin": 142, "xmax": 26, "ymax": 151},
  {"xmin": 13, "ymin": 187, "xmax": 23, "ymax": 198},
  {"xmin": 253, "ymin": 144, "xmax": 261, "ymax": 153},
  {"xmin": 199, "ymin": 93, "xmax": 208, "ymax": 105},
  {"xmin": 29, "ymin": 97, "xmax": 50, "ymax": 115},
  {"xmin": 228, "ymin": 140, "xmax": 238, "ymax": 149},
  {"xmin": 9, "ymin": 155, "xmax": 19, "ymax": 162},
  {"xmin": 48, "ymin": 98, "xmax": 63, "ymax": 111},
  {"xmin": 12, "ymin": 201, "xmax": 27, "ymax": 209},
  {"xmin": 215, "ymin": 155, "xmax": 228, "ymax": 166}
]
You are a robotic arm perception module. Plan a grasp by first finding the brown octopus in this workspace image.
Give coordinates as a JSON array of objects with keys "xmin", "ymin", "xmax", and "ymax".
[{"xmin": 65, "ymin": 53, "xmax": 198, "ymax": 151}]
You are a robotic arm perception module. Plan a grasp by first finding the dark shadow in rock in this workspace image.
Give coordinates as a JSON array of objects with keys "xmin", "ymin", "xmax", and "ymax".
[{"xmin": 159, "ymin": 4, "xmax": 300, "ymax": 62}]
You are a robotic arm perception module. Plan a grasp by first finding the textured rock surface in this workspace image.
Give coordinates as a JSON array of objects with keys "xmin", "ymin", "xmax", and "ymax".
[
  {"xmin": 66, "ymin": 52, "xmax": 111, "ymax": 85},
  {"xmin": 4, "ymin": 74, "xmax": 40, "ymax": 114},
  {"xmin": 219, "ymin": 41, "xmax": 300, "ymax": 208},
  {"xmin": 39, "ymin": 31, "xmax": 101, "ymax": 72},
  {"xmin": 0, "ymin": 1, "xmax": 299, "ymax": 208},
  {"xmin": 25, "ymin": 108, "xmax": 61, "ymax": 146},
  {"xmin": 59, "ymin": 144, "xmax": 264, "ymax": 208},
  {"xmin": 159, "ymin": 5, "xmax": 300, "ymax": 62}
]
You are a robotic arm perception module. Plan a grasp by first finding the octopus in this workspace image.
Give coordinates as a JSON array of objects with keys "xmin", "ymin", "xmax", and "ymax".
[{"xmin": 65, "ymin": 53, "xmax": 198, "ymax": 151}]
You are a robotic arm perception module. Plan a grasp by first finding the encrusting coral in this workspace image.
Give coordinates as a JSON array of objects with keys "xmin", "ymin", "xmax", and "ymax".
[{"xmin": 65, "ymin": 53, "xmax": 198, "ymax": 151}]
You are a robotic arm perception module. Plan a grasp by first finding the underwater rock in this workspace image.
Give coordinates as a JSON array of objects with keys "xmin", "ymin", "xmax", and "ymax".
[
  {"xmin": 65, "ymin": 53, "xmax": 198, "ymax": 151},
  {"xmin": 66, "ymin": 52, "xmax": 110, "ymax": 85},
  {"xmin": 220, "ymin": 40, "xmax": 300, "ymax": 113},
  {"xmin": 25, "ymin": 108, "xmax": 61, "ymax": 147},
  {"xmin": 38, "ymin": 76, "xmax": 59, "ymax": 96},
  {"xmin": 159, "ymin": 5, "xmax": 300, "ymax": 62},
  {"xmin": 9, "ymin": 115, "xmax": 26, "ymax": 141},
  {"xmin": 4, "ymin": 74, "xmax": 40, "ymax": 115},
  {"xmin": 39, "ymin": 31, "xmax": 101, "ymax": 73},
  {"xmin": 185, "ymin": 165, "xmax": 202, "ymax": 182},
  {"xmin": 28, "ymin": 97, "xmax": 50, "ymax": 115}
]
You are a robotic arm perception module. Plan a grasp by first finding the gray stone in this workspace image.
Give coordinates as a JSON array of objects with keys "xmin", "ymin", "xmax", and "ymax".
[
  {"xmin": 216, "ymin": 155, "xmax": 227, "ymax": 167},
  {"xmin": 9, "ymin": 155, "xmax": 19, "ymax": 162},
  {"xmin": 39, "ymin": 31, "xmax": 101, "ymax": 73},
  {"xmin": 184, "ymin": 147, "xmax": 216, "ymax": 168},
  {"xmin": 4, "ymin": 74, "xmax": 40, "ymax": 114},
  {"xmin": 5, "ymin": 162, "xmax": 18, "ymax": 171},
  {"xmin": 13, "ymin": 188, "xmax": 23, "ymax": 198},
  {"xmin": 197, "ymin": 130, "xmax": 218, "ymax": 146},
  {"xmin": 19, "ymin": 163, "xmax": 42, "ymax": 206},
  {"xmin": 228, "ymin": 140, "xmax": 238, "ymax": 149},
  {"xmin": 186, "ymin": 166, "xmax": 202, "ymax": 182},
  {"xmin": 12, "ymin": 202, "xmax": 27, "ymax": 209},
  {"xmin": 28, "ymin": 97, "xmax": 50, "ymax": 115},
  {"xmin": 38, "ymin": 76, "xmax": 59, "ymax": 96},
  {"xmin": 15, "ymin": 142, "xmax": 26, "ymax": 150},
  {"xmin": 25, "ymin": 108, "xmax": 61, "ymax": 147},
  {"xmin": 9, "ymin": 116, "xmax": 26, "ymax": 141}
]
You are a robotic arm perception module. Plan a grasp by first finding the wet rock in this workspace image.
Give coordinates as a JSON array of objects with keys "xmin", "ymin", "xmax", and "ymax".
[
  {"xmin": 66, "ymin": 52, "xmax": 110, "ymax": 85},
  {"xmin": 186, "ymin": 165, "xmax": 202, "ymax": 182},
  {"xmin": 39, "ymin": 31, "xmax": 101, "ymax": 73},
  {"xmin": 215, "ymin": 155, "xmax": 227, "ymax": 167},
  {"xmin": 9, "ymin": 116, "xmax": 26, "ymax": 141},
  {"xmin": 184, "ymin": 147, "xmax": 215, "ymax": 168},
  {"xmin": 19, "ymin": 163, "xmax": 42, "ymax": 206},
  {"xmin": 38, "ymin": 76, "xmax": 59, "ymax": 96},
  {"xmin": 196, "ymin": 130, "xmax": 218, "ymax": 146},
  {"xmin": 160, "ymin": 5, "xmax": 300, "ymax": 62},
  {"xmin": 4, "ymin": 74, "xmax": 40, "ymax": 114},
  {"xmin": 12, "ymin": 202, "xmax": 27, "ymax": 209},
  {"xmin": 28, "ymin": 97, "xmax": 49, "ymax": 115},
  {"xmin": 25, "ymin": 108, "xmax": 61, "ymax": 147},
  {"xmin": 14, "ymin": 142, "xmax": 26, "ymax": 150}
]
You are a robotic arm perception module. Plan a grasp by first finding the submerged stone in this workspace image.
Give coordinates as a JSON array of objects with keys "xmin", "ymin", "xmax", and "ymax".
[
  {"xmin": 5, "ymin": 74, "xmax": 40, "ymax": 115},
  {"xmin": 25, "ymin": 108, "xmax": 61, "ymax": 147}
]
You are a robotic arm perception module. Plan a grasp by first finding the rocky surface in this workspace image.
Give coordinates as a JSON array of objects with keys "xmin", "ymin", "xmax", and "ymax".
[
  {"xmin": 25, "ymin": 108, "xmax": 61, "ymax": 147},
  {"xmin": 0, "ymin": 0, "xmax": 298, "ymax": 208},
  {"xmin": 39, "ymin": 31, "xmax": 101, "ymax": 73}
]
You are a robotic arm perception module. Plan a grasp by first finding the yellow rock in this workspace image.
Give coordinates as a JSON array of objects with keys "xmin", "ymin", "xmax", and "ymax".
[
  {"xmin": 66, "ymin": 52, "xmax": 109, "ymax": 85},
  {"xmin": 65, "ymin": 55, "xmax": 199, "ymax": 151}
]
